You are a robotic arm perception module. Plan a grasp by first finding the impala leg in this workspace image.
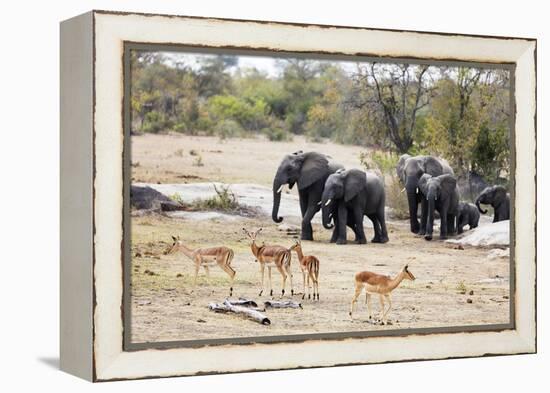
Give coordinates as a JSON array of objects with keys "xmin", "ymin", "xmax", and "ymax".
[
  {"xmin": 220, "ymin": 263, "xmax": 236, "ymax": 297},
  {"xmin": 286, "ymin": 261, "xmax": 294, "ymax": 296},
  {"xmin": 378, "ymin": 295, "xmax": 386, "ymax": 325},
  {"xmin": 259, "ymin": 263, "xmax": 265, "ymax": 297},
  {"xmin": 382, "ymin": 294, "xmax": 392, "ymax": 324},
  {"xmin": 276, "ymin": 264, "xmax": 287, "ymax": 297},
  {"xmin": 366, "ymin": 293, "xmax": 373, "ymax": 320},
  {"xmin": 302, "ymin": 271, "xmax": 306, "ymax": 300},
  {"xmin": 349, "ymin": 283, "xmax": 362, "ymax": 319},
  {"xmin": 307, "ymin": 272, "xmax": 313, "ymax": 300},
  {"xmin": 268, "ymin": 266, "xmax": 273, "ymax": 297}
]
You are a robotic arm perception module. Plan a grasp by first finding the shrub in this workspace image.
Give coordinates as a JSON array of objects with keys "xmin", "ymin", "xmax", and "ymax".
[
  {"xmin": 169, "ymin": 193, "xmax": 184, "ymax": 204},
  {"xmin": 360, "ymin": 150, "xmax": 408, "ymax": 219},
  {"xmin": 262, "ymin": 126, "xmax": 292, "ymax": 142},
  {"xmin": 192, "ymin": 155, "xmax": 204, "ymax": 167},
  {"xmin": 190, "ymin": 184, "xmax": 239, "ymax": 211},
  {"xmin": 215, "ymin": 119, "xmax": 244, "ymax": 140}
]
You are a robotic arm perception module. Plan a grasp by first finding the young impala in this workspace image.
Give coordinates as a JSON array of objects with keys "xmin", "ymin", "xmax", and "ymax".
[
  {"xmin": 349, "ymin": 264, "xmax": 415, "ymax": 325},
  {"xmin": 289, "ymin": 240, "xmax": 320, "ymax": 300},
  {"xmin": 242, "ymin": 228, "xmax": 293, "ymax": 297},
  {"xmin": 165, "ymin": 236, "xmax": 236, "ymax": 296}
]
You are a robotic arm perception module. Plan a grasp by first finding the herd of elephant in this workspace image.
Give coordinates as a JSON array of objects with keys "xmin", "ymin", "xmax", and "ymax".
[{"xmin": 271, "ymin": 151, "xmax": 510, "ymax": 243}]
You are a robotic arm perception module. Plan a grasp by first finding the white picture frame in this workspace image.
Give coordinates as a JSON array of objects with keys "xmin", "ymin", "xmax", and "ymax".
[{"xmin": 60, "ymin": 10, "xmax": 536, "ymax": 381}]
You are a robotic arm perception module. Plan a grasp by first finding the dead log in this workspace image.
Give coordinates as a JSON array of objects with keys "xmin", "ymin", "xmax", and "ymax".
[
  {"xmin": 264, "ymin": 300, "xmax": 302, "ymax": 309},
  {"xmin": 227, "ymin": 298, "xmax": 259, "ymax": 308},
  {"xmin": 208, "ymin": 300, "xmax": 270, "ymax": 325}
]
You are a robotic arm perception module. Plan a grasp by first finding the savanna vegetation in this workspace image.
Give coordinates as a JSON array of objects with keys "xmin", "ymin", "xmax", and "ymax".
[{"xmin": 130, "ymin": 51, "xmax": 510, "ymax": 185}]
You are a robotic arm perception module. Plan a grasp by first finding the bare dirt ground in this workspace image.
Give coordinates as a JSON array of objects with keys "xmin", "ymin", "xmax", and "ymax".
[{"xmin": 130, "ymin": 134, "xmax": 510, "ymax": 344}]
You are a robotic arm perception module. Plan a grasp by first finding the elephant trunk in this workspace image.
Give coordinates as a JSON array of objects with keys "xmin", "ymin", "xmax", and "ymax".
[
  {"xmin": 322, "ymin": 202, "xmax": 334, "ymax": 229},
  {"xmin": 272, "ymin": 180, "xmax": 284, "ymax": 223},
  {"xmin": 425, "ymin": 195, "xmax": 435, "ymax": 240},
  {"xmin": 475, "ymin": 196, "xmax": 488, "ymax": 214},
  {"xmin": 406, "ymin": 181, "xmax": 420, "ymax": 233}
]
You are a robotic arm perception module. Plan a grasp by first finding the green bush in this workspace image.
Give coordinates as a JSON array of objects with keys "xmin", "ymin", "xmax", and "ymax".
[
  {"xmin": 262, "ymin": 126, "xmax": 292, "ymax": 142},
  {"xmin": 190, "ymin": 184, "xmax": 240, "ymax": 211},
  {"xmin": 360, "ymin": 150, "xmax": 408, "ymax": 219},
  {"xmin": 215, "ymin": 119, "xmax": 244, "ymax": 140}
]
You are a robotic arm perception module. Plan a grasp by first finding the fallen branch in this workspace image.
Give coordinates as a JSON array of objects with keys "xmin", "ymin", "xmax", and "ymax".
[
  {"xmin": 226, "ymin": 298, "xmax": 259, "ymax": 308},
  {"xmin": 209, "ymin": 299, "xmax": 270, "ymax": 325},
  {"xmin": 264, "ymin": 300, "xmax": 302, "ymax": 309}
]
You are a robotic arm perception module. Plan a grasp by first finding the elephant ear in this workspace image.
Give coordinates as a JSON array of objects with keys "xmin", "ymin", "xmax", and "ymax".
[
  {"xmin": 418, "ymin": 173, "xmax": 432, "ymax": 195},
  {"xmin": 343, "ymin": 169, "xmax": 367, "ymax": 202},
  {"xmin": 439, "ymin": 174, "xmax": 457, "ymax": 195},
  {"xmin": 421, "ymin": 156, "xmax": 444, "ymax": 176},
  {"xmin": 396, "ymin": 154, "xmax": 411, "ymax": 183},
  {"xmin": 493, "ymin": 186, "xmax": 507, "ymax": 204},
  {"xmin": 298, "ymin": 152, "xmax": 329, "ymax": 190}
]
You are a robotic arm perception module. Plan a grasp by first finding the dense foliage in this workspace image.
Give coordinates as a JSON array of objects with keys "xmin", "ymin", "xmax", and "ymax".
[{"xmin": 130, "ymin": 51, "xmax": 510, "ymax": 183}]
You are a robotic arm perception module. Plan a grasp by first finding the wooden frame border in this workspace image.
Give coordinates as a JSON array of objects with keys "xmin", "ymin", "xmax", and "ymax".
[{"xmin": 60, "ymin": 10, "xmax": 536, "ymax": 381}]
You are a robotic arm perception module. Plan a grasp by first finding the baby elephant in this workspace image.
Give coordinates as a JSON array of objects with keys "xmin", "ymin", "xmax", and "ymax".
[{"xmin": 457, "ymin": 202, "xmax": 480, "ymax": 234}]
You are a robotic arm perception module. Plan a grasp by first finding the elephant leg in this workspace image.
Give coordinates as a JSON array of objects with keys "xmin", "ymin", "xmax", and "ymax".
[
  {"xmin": 336, "ymin": 203, "xmax": 348, "ymax": 245},
  {"xmin": 419, "ymin": 199, "xmax": 428, "ymax": 236},
  {"xmin": 447, "ymin": 214, "xmax": 456, "ymax": 236},
  {"xmin": 374, "ymin": 207, "xmax": 389, "ymax": 243},
  {"xmin": 352, "ymin": 207, "xmax": 366, "ymax": 244},
  {"xmin": 330, "ymin": 226, "xmax": 339, "ymax": 243},
  {"xmin": 440, "ymin": 208, "xmax": 448, "ymax": 240},
  {"xmin": 367, "ymin": 213, "xmax": 380, "ymax": 243},
  {"xmin": 301, "ymin": 204, "xmax": 318, "ymax": 241},
  {"xmin": 378, "ymin": 206, "xmax": 390, "ymax": 243},
  {"xmin": 347, "ymin": 212, "xmax": 359, "ymax": 242}
]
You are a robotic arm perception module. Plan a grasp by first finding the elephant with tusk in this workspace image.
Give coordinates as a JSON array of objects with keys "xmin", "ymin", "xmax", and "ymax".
[
  {"xmin": 396, "ymin": 154, "xmax": 454, "ymax": 235},
  {"xmin": 271, "ymin": 151, "xmax": 351, "ymax": 241},
  {"xmin": 320, "ymin": 169, "xmax": 388, "ymax": 245}
]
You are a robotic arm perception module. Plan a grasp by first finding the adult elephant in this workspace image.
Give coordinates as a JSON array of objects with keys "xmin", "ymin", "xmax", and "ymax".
[
  {"xmin": 475, "ymin": 185, "xmax": 510, "ymax": 222},
  {"xmin": 321, "ymin": 169, "xmax": 388, "ymax": 245},
  {"xmin": 272, "ymin": 151, "xmax": 344, "ymax": 241},
  {"xmin": 418, "ymin": 173, "xmax": 459, "ymax": 240},
  {"xmin": 396, "ymin": 154, "xmax": 454, "ymax": 235}
]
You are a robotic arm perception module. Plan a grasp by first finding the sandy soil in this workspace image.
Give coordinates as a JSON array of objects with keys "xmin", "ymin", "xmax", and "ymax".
[
  {"xmin": 130, "ymin": 134, "xmax": 510, "ymax": 344},
  {"xmin": 131, "ymin": 133, "xmax": 367, "ymax": 186}
]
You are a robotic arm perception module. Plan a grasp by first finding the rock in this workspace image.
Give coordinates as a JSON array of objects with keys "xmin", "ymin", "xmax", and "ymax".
[
  {"xmin": 277, "ymin": 223, "xmax": 300, "ymax": 233},
  {"xmin": 467, "ymin": 298, "xmax": 473, "ymax": 304},
  {"xmin": 487, "ymin": 248, "xmax": 510, "ymax": 260},
  {"xmin": 469, "ymin": 290, "xmax": 474, "ymax": 295},
  {"xmin": 130, "ymin": 185, "xmax": 184, "ymax": 211},
  {"xmin": 197, "ymin": 319, "xmax": 206, "ymax": 323},
  {"xmin": 446, "ymin": 220, "xmax": 510, "ymax": 247}
]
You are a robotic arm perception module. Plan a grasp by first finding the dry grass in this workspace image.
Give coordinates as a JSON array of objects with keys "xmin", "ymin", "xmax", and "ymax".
[{"xmin": 129, "ymin": 134, "xmax": 510, "ymax": 343}]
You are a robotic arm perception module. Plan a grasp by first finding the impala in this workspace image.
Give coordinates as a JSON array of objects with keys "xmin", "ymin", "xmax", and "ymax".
[
  {"xmin": 165, "ymin": 236, "xmax": 236, "ymax": 296},
  {"xmin": 349, "ymin": 264, "xmax": 415, "ymax": 325},
  {"xmin": 289, "ymin": 240, "xmax": 320, "ymax": 300},
  {"xmin": 242, "ymin": 228, "xmax": 293, "ymax": 297}
]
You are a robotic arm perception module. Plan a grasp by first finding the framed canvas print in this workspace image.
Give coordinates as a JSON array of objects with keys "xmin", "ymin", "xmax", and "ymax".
[{"xmin": 60, "ymin": 10, "xmax": 537, "ymax": 382}]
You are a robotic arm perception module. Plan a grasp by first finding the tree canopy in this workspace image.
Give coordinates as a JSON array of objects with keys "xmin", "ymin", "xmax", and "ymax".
[{"xmin": 130, "ymin": 51, "xmax": 510, "ymax": 183}]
